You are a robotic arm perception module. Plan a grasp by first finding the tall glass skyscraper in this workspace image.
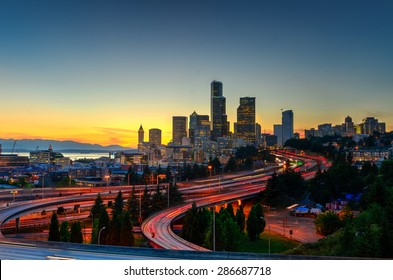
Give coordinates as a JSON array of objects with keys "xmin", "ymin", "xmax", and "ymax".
[
  {"xmin": 236, "ymin": 97, "xmax": 256, "ymax": 144},
  {"xmin": 210, "ymin": 80, "xmax": 228, "ymax": 141},
  {"xmin": 282, "ymin": 110, "xmax": 294, "ymax": 146}
]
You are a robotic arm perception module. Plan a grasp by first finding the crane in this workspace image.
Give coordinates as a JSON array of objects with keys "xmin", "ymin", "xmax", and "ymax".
[{"xmin": 11, "ymin": 140, "xmax": 17, "ymax": 154}]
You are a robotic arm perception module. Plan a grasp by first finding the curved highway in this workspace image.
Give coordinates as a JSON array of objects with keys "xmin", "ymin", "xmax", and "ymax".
[
  {"xmin": 0, "ymin": 151, "xmax": 329, "ymax": 258},
  {"xmin": 142, "ymin": 151, "xmax": 327, "ymax": 251}
]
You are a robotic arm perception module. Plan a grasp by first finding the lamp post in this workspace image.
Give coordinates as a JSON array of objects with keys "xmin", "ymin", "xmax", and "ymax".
[
  {"xmin": 98, "ymin": 226, "xmax": 106, "ymax": 245},
  {"xmin": 10, "ymin": 190, "xmax": 18, "ymax": 203},
  {"xmin": 210, "ymin": 205, "xmax": 216, "ymax": 251},
  {"xmin": 167, "ymin": 184, "xmax": 170, "ymax": 208},
  {"xmin": 105, "ymin": 175, "xmax": 109, "ymax": 192},
  {"xmin": 208, "ymin": 165, "xmax": 212, "ymax": 193},
  {"xmin": 90, "ymin": 211, "xmax": 94, "ymax": 226},
  {"xmin": 260, "ymin": 216, "xmax": 270, "ymax": 254}
]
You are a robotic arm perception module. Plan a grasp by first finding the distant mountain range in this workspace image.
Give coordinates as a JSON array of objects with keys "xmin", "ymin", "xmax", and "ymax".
[{"xmin": 0, "ymin": 139, "xmax": 129, "ymax": 152}]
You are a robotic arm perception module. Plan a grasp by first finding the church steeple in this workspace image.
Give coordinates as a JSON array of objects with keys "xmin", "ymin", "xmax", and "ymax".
[{"xmin": 138, "ymin": 124, "xmax": 144, "ymax": 144}]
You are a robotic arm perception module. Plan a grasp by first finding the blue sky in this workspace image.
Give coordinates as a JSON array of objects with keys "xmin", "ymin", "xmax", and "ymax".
[{"xmin": 1, "ymin": 0, "xmax": 392, "ymax": 147}]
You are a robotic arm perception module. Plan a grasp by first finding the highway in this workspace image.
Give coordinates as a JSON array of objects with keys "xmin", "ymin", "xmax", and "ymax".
[
  {"xmin": 142, "ymin": 151, "xmax": 328, "ymax": 251},
  {"xmin": 0, "ymin": 151, "xmax": 329, "ymax": 258}
]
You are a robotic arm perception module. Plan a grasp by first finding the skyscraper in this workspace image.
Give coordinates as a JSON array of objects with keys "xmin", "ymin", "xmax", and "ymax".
[
  {"xmin": 210, "ymin": 80, "xmax": 228, "ymax": 141},
  {"xmin": 149, "ymin": 128, "xmax": 162, "ymax": 146},
  {"xmin": 138, "ymin": 125, "xmax": 144, "ymax": 144},
  {"xmin": 274, "ymin": 124, "xmax": 282, "ymax": 146},
  {"xmin": 282, "ymin": 110, "xmax": 294, "ymax": 145},
  {"xmin": 236, "ymin": 97, "xmax": 256, "ymax": 144},
  {"xmin": 189, "ymin": 111, "xmax": 209, "ymax": 144},
  {"xmin": 344, "ymin": 116, "xmax": 355, "ymax": 136},
  {"xmin": 172, "ymin": 116, "xmax": 188, "ymax": 145}
]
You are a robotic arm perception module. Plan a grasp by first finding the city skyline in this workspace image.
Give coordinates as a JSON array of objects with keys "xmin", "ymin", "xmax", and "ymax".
[{"xmin": 1, "ymin": 0, "xmax": 392, "ymax": 148}]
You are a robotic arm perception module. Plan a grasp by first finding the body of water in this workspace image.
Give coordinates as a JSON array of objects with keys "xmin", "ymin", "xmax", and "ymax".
[{"xmin": 16, "ymin": 152, "xmax": 110, "ymax": 161}]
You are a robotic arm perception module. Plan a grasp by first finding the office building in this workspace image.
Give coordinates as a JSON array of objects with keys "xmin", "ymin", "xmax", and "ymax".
[
  {"xmin": 138, "ymin": 125, "xmax": 144, "ymax": 144},
  {"xmin": 274, "ymin": 124, "xmax": 283, "ymax": 146},
  {"xmin": 236, "ymin": 97, "xmax": 256, "ymax": 144},
  {"xmin": 362, "ymin": 117, "xmax": 386, "ymax": 135},
  {"xmin": 344, "ymin": 116, "xmax": 355, "ymax": 136},
  {"xmin": 172, "ymin": 116, "xmax": 188, "ymax": 145},
  {"xmin": 210, "ymin": 80, "xmax": 228, "ymax": 141},
  {"xmin": 149, "ymin": 128, "xmax": 162, "ymax": 146},
  {"xmin": 282, "ymin": 110, "xmax": 294, "ymax": 146},
  {"xmin": 189, "ymin": 111, "xmax": 209, "ymax": 144}
]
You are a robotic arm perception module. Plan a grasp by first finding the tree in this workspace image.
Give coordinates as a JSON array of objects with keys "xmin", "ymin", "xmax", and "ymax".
[
  {"xmin": 168, "ymin": 182, "xmax": 183, "ymax": 206},
  {"xmin": 48, "ymin": 212, "xmax": 60, "ymax": 241},
  {"xmin": 126, "ymin": 186, "xmax": 139, "ymax": 223},
  {"xmin": 91, "ymin": 193, "xmax": 104, "ymax": 220},
  {"xmin": 225, "ymin": 156, "xmax": 237, "ymax": 173},
  {"xmin": 314, "ymin": 211, "xmax": 342, "ymax": 236},
  {"xmin": 211, "ymin": 157, "xmax": 221, "ymax": 175},
  {"xmin": 151, "ymin": 185, "xmax": 165, "ymax": 212},
  {"xmin": 254, "ymin": 203, "xmax": 266, "ymax": 237},
  {"xmin": 59, "ymin": 221, "xmax": 70, "ymax": 242},
  {"xmin": 108, "ymin": 211, "xmax": 122, "ymax": 245},
  {"xmin": 235, "ymin": 205, "xmax": 246, "ymax": 232},
  {"xmin": 226, "ymin": 203, "xmax": 235, "ymax": 220},
  {"xmin": 69, "ymin": 221, "xmax": 83, "ymax": 243},
  {"xmin": 113, "ymin": 191, "xmax": 124, "ymax": 216},
  {"xmin": 119, "ymin": 212, "xmax": 134, "ymax": 246},
  {"xmin": 141, "ymin": 186, "xmax": 151, "ymax": 219},
  {"xmin": 92, "ymin": 207, "xmax": 110, "ymax": 244},
  {"xmin": 246, "ymin": 206, "xmax": 258, "ymax": 241},
  {"xmin": 380, "ymin": 160, "xmax": 393, "ymax": 183}
]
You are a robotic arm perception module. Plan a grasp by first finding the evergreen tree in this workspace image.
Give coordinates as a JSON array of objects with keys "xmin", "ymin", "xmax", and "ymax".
[
  {"xmin": 48, "ymin": 212, "xmax": 60, "ymax": 241},
  {"xmin": 212, "ymin": 157, "xmax": 221, "ymax": 175},
  {"xmin": 235, "ymin": 205, "xmax": 246, "ymax": 232},
  {"xmin": 97, "ymin": 207, "xmax": 110, "ymax": 244},
  {"xmin": 141, "ymin": 186, "xmax": 151, "ymax": 219},
  {"xmin": 151, "ymin": 185, "xmax": 165, "ymax": 212},
  {"xmin": 119, "ymin": 211, "xmax": 134, "ymax": 246},
  {"xmin": 254, "ymin": 203, "xmax": 266, "ymax": 238},
  {"xmin": 59, "ymin": 221, "xmax": 70, "ymax": 242},
  {"xmin": 225, "ymin": 156, "xmax": 237, "ymax": 173},
  {"xmin": 91, "ymin": 193, "xmax": 104, "ymax": 220},
  {"xmin": 108, "ymin": 211, "xmax": 122, "ymax": 245},
  {"xmin": 69, "ymin": 221, "xmax": 83, "ymax": 243},
  {"xmin": 169, "ymin": 182, "xmax": 183, "ymax": 206},
  {"xmin": 226, "ymin": 203, "xmax": 235, "ymax": 220},
  {"xmin": 246, "ymin": 206, "xmax": 258, "ymax": 241},
  {"xmin": 126, "ymin": 186, "xmax": 138, "ymax": 223},
  {"xmin": 113, "ymin": 191, "xmax": 124, "ymax": 216}
]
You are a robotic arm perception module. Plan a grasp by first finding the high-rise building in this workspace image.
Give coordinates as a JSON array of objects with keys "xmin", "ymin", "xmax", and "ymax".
[
  {"xmin": 362, "ymin": 117, "xmax": 386, "ymax": 135},
  {"xmin": 318, "ymin": 123, "xmax": 333, "ymax": 137},
  {"xmin": 210, "ymin": 80, "xmax": 228, "ymax": 141},
  {"xmin": 282, "ymin": 110, "xmax": 294, "ymax": 145},
  {"xmin": 138, "ymin": 125, "xmax": 144, "ymax": 144},
  {"xmin": 344, "ymin": 116, "xmax": 355, "ymax": 136},
  {"xmin": 255, "ymin": 123, "xmax": 261, "ymax": 146},
  {"xmin": 172, "ymin": 116, "xmax": 188, "ymax": 145},
  {"xmin": 274, "ymin": 124, "xmax": 283, "ymax": 146},
  {"xmin": 236, "ymin": 97, "xmax": 256, "ymax": 144},
  {"xmin": 149, "ymin": 128, "xmax": 162, "ymax": 146},
  {"xmin": 189, "ymin": 111, "xmax": 209, "ymax": 144}
]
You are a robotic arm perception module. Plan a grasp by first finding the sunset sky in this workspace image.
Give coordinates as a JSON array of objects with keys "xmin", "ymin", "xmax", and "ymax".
[{"xmin": 1, "ymin": 0, "xmax": 392, "ymax": 148}]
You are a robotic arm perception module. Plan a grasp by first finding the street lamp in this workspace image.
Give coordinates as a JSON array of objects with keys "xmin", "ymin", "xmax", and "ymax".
[
  {"xmin": 260, "ymin": 216, "xmax": 270, "ymax": 254},
  {"xmin": 210, "ymin": 205, "xmax": 216, "ymax": 251},
  {"xmin": 208, "ymin": 165, "xmax": 212, "ymax": 193},
  {"xmin": 89, "ymin": 211, "xmax": 94, "ymax": 226},
  {"xmin": 10, "ymin": 190, "xmax": 18, "ymax": 203},
  {"xmin": 104, "ymin": 175, "xmax": 110, "ymax": 192},
  {"xmin": 98, "ymin": 226, "xmax": 106, "ymax": 245}
]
